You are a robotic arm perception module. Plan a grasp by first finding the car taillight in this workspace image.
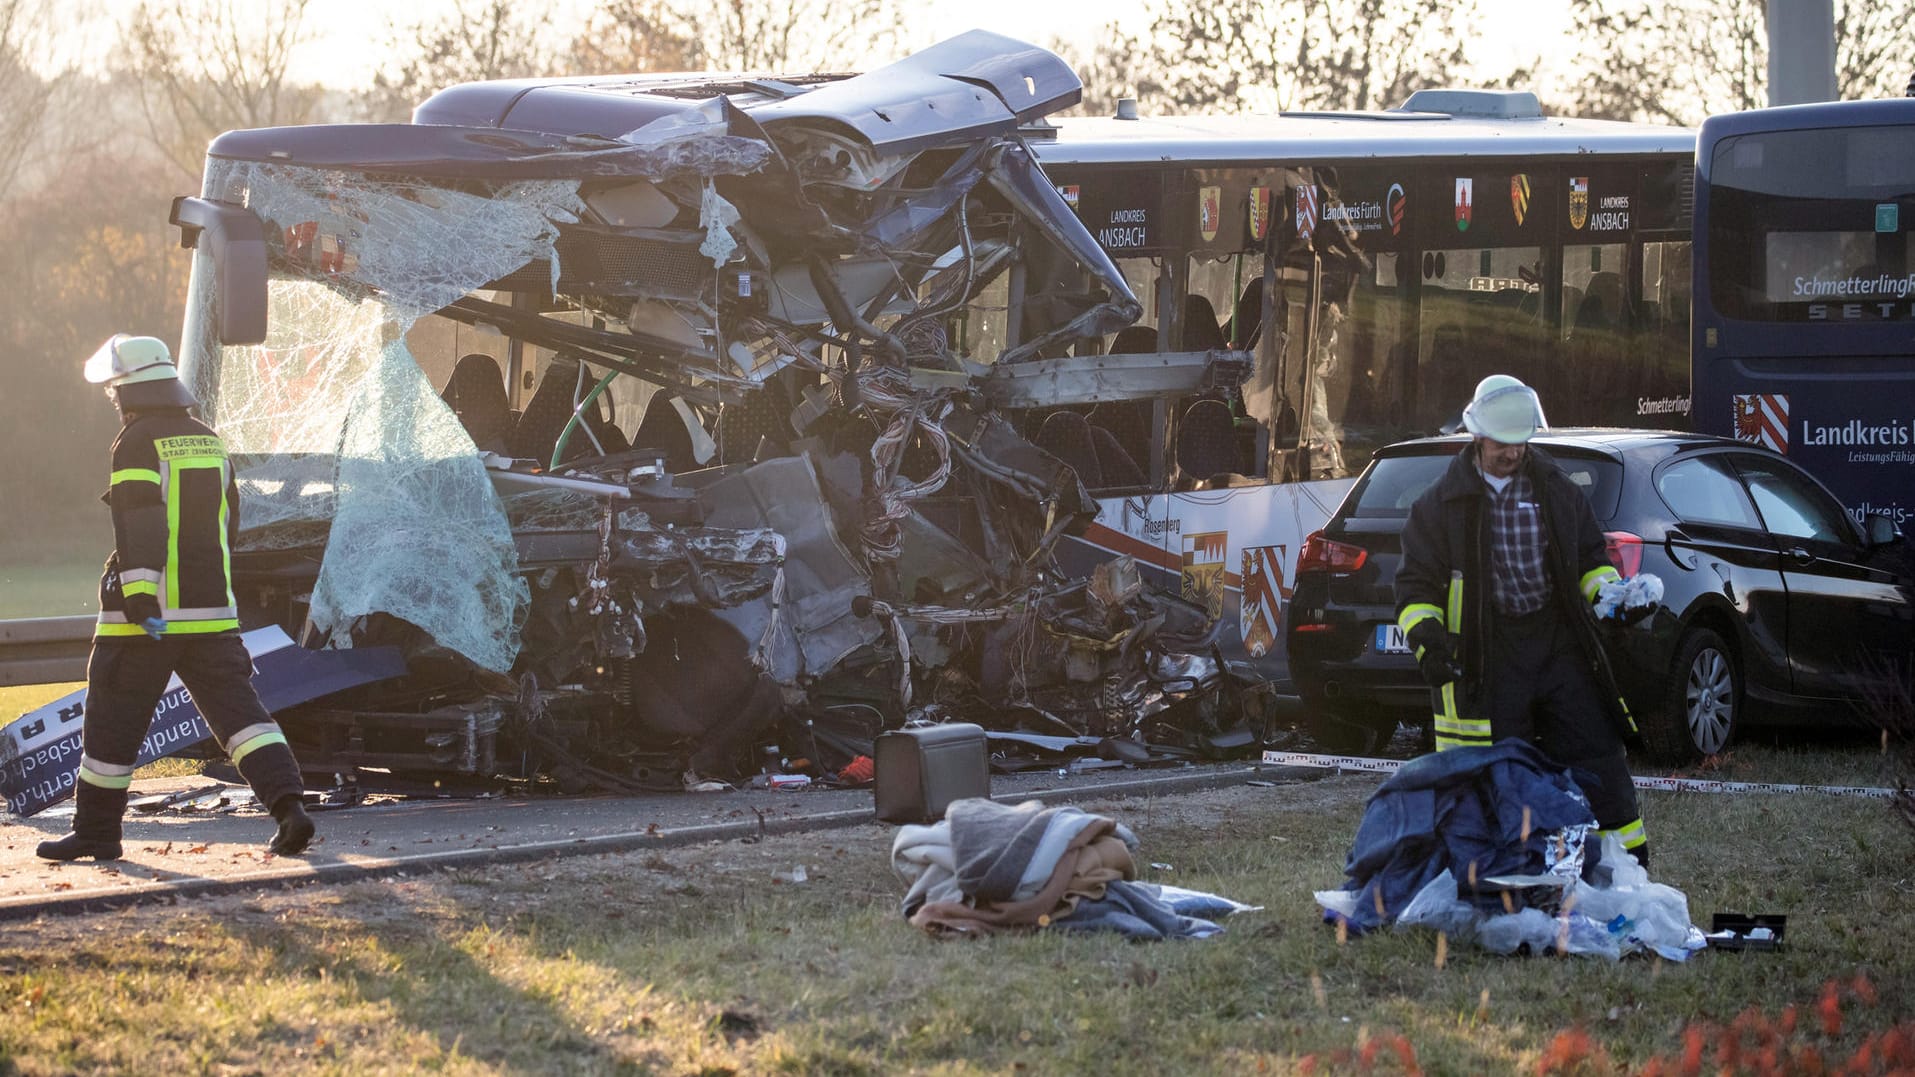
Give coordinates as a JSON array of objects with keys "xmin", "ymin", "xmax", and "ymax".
[
  {"xmin": 1604, "ymin": 531, "xmax": 1643, "ymax": 577},
  {"xmin": 1299, "ymin": 530, "xmax": 1368, "ymax": 575}
]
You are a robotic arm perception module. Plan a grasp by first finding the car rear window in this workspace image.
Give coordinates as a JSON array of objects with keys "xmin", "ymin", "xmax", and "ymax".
[
  {"xmin": 1347, "ymin": 450, "xmax": 1623, "ymax": 519},
  {"xmin": 1346, "ymin": 455, "xmax": 1452, "ymax": 517}
]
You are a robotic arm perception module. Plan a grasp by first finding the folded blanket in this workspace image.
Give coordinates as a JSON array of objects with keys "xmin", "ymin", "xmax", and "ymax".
[{"xmin": 892, "ymin": 799, "xmax": 1141, "ymax": 935}]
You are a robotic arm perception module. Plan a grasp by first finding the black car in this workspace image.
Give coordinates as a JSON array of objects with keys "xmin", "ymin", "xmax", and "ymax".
[{"xmin": 1287, "ymin": 430, "xmax": 1914, "ymax": 763}]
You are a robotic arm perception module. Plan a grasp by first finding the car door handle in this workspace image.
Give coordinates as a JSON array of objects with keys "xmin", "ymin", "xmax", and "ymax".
[{"xmin": 1786, "ymin": 546, "xmax": 1815, "ymax": 566}]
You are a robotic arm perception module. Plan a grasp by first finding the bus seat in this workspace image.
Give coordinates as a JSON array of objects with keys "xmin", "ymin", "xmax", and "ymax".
[
  {"xmin": 717, "ymin": 382, "xmax": 790, "ymax": 465},
  {"xmin": 1089, "ymin": 425, "xmax": 1146, "ymax": 488},
  {"xmin": 1109, "ymin": 325, "xmax": 1159, "ymax": 354},
  {"xmin": 508, "ymin": 356, "xmax": 582, "ymax": 463},
  {"xmin": 1230, "ymin": 278, "xmax": 1265, "ymax": 349},
  {"xmin": 1088, "ymin": 400, "xmax": 1152, "ymax": 462},
  {"xmin": 631, "ymin": 392, "xmax": 700, "ymax": 474},
  {"xmin": 1035, "ymin": 410, "xmax": 1103, "ymax": 488},
  {"xmin": 1575, "ymin": 271, "xmax": 1623, "ymax": 334},
  {"xmin": 1180, "ymin": 295, "xmax": 1227, "ymax": 351},
  {"xmin": 1425, "ymin": 324, "xmax": 1471, "ymax": 423},
  {"xmin": 440, "ymin": 352, "xmax": 513, "ymax": 455},
  {"xmin": 509, "ymin": 355, "xmax": 629, "ymax": 465},
  {"xmin": 1175, "ymin": 398, "xmax": 1237, "ymax": 489}
]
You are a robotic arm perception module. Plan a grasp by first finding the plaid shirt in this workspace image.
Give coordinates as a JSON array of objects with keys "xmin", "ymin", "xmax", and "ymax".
[{"xmin": 1486, "ymin": 471, "xmax": 1550, "ymax": 615}]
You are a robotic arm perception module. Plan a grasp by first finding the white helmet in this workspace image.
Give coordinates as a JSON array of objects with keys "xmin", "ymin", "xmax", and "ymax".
[
  {"xmin": 84, "ymin": 335, "xmax": 178, "ymax": 386},
  {"xmin": 1461, "ymin": 374, "xmax": 1547, "ymax": 444},
  {"xmin": 84, "ymin": 334, "xmax": 197, "ymax": 409}
]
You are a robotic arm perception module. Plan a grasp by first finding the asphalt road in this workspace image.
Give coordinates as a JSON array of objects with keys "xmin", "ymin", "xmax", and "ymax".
[{"xmin": 0, "ymin": 761, "xmax": 1315, "ymax": 919}]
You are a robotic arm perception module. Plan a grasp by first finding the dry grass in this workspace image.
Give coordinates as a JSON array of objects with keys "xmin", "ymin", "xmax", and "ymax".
[{"xmin": 1, "ymin": 744, "xmax": 1911, "ymax": 1076}]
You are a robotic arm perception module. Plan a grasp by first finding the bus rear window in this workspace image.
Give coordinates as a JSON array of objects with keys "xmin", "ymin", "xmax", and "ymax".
[{"xmin": 1707, "ymin": 125, "xmax": 1915, "ymax": 321}]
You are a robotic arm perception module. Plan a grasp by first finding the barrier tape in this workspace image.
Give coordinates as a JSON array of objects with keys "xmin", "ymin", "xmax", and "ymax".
[{"xmin": 1259, "ymin": 750, "xmax": 1896, "ymax": 800}]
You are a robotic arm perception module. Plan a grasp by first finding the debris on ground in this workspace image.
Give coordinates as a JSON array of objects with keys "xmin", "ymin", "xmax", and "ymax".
[{"xmin": 891, "ymin": 797, "xmax": 1257, "ymax": 939}]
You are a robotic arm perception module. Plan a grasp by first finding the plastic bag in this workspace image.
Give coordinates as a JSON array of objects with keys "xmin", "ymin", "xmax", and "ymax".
[
  {"xmin": 1594, "ymin": 573, "xmax": 1664, "ymax": 621},
  {"xmin": 1393, "ymin": 870, "xmax": 1478, "ymax": 940},
  {"xmin": 1566, "ymin": 834, "xmax": 1707, "ymax": 961}
]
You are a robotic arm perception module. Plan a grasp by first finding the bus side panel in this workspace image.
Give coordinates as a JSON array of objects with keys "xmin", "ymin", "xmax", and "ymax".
[
  {"xmin": 1063, "ymin": 479, "xmax": 1353, "ymax": 688},
  {"xmin": 1694, "ymin": 360, "xmax": 1915, "ymax": 530}
]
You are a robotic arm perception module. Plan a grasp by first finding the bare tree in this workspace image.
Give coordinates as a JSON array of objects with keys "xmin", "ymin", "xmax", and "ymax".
[
  {"xmin": 364, "ymin": 0, "xmax": 568, "ymax": 122},
  {"xmin": 0, "ymin": 0, "xmax": 61, "ymax": 200},
  {"xmin": 570, "ymin": 0, "xmax": 699, "ymax": 76},
  {"xmin": 119, "ymin": 0, "xmax": 323, "ymax": 182},
  {"xmin": 575, "ymin": 0, "xmax": 904, "ymax": 76},
  {"xmin": 1568, "ymin": 0, "xmax": 1915, "ymax": 125},
  {"xmin": 1066, "ymin": 0, "xmax": 1479, "ymax": 117}
]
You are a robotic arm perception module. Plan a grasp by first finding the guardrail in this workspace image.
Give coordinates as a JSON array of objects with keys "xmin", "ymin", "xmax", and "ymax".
[{"xmin": 0, "ymin": 616, "xmax": 93, "ymax": 687}]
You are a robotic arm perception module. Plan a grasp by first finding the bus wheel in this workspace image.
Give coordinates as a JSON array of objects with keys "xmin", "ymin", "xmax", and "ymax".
[{"xmin": 1640, "ymin": 628, "xmax": 1738, "ymax": 765}]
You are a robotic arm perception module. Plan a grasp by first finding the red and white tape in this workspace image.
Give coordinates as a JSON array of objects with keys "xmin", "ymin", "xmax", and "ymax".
[{"xmin": 1259, "ymin": 750, "xmax": 1896, "ymax": 800}]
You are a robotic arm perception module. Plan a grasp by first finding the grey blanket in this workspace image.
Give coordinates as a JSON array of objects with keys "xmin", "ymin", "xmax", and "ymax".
[{"xmin": 892, "ymin": 798, "xmax": 1138, "ymax": 916}]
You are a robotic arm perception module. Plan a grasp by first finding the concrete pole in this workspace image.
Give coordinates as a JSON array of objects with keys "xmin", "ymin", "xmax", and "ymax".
[{"xmin": 1767, "ymin": 0, "xmax": 1837, "ymax": 105}]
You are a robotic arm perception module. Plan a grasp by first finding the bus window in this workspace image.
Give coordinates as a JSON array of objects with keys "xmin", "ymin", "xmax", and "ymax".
[
  {"xmin": 1555, "ymin": 242, "xmax": 1627, "ymax": 422},
  {"xmin": 1418, "ymin": 244, "xmax": 1545, "ymax": 430},
  {"xmin": 1637, "ymin": 239, "xmax": 1694, "ymax": 417}
]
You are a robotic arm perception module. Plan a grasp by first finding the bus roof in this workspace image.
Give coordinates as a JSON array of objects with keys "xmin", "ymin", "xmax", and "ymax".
[
  {"xmin": 1697, "ymin": 95, "xmax": 1915, "ymax": 142},
  {"xmin": 1032, "ymin": 110, "xmax": 1695, "ymax": 167}
]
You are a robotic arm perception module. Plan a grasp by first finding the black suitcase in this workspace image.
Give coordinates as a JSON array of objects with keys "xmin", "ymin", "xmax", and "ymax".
[{"xmin": 873, "ymin": 722, "xmax": 991, "ymax": 824}]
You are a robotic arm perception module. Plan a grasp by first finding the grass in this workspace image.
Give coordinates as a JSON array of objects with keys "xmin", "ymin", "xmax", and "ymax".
[
  {"xmin": 0, "ymin": 557, "xmax": 99, "ymax": 621},
  {"xmin": 0, "ymin": 743, "xmax": 1910, "ymax": 1076}
]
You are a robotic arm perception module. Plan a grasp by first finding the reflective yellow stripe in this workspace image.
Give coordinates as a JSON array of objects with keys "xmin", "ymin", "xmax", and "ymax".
[
  {"xmin": 76, "ymin": 758, "xmax": 135, "ymax": 793},
  {"xmin": 1431, "ymin": 684, "xmax": 1492, "ymax": 750},
  {"xmin": 110, "ymin": 468, "xmax": 161, "ymax": 486},
  {"xmin": 93, "ymin": 617, "xmax": 238, "ymax": 638},
  {"xmin": 166, "ymin": 459, "xmax": 181, "ymax": 609},
  {"xmin": 216, "ymin": 461, "xmax": 235, "ymax": 609},
  {"xmin": 160, "ymin": 618, "xmax": 239, "ymax": 634},
  {"xmin": 79, "ymin": 769, "xmax": 133, "ymax": 790},
  {"xmin": 1616, "ymin": 697, "xmax": 1638, "ymax": 734},
  {"xmin": 1581, "ymin": 565, "xmax": 1621, "ymax": 602},
  {"xmin": 1446, "ymin": 571, "xmax": 1464, "ymax": 630},
  {"xmin": 1598, "ymin": 818, "xmax": 1648, "ymax": 848},
  {"xmin": 121, "ymin": 580, "xmax": 158, "ymax": 598},
  {"xmin": 229, "ymin": 729, "xmax": 287, "ymax": 766},
  {"xmin": 1399, "ymin": 603, "xmax": 1443, "ymax": 635}
]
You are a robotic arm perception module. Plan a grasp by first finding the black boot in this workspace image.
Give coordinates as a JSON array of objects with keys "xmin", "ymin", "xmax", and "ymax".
[
  {"xmin": 37, "ymin": 783, "xmax": 128, "ymax": 861},
  {"xmin": 269, "ymin": 794, "xmax": 314, "ymax": 856},
  {"xmin": 1630, "ymin": 842, "xmax": 1649, "ymax": 871}
]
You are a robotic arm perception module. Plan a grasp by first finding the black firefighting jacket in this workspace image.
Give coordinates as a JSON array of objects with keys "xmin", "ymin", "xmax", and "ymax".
[
  {"xmin": 1392, "ymin": 445, "xmax": 1632, "ymax": 749},
  {"xmin": 95, "ymin": 408, "xmax": 242, "ymax": 638}
]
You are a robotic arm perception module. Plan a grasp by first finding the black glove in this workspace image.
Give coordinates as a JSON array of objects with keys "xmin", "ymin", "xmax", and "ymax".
[
  {"xmin": 1614, "ymin": 601, "xmax": 1658, "ymax": 627},
  {"xmin": 123, "ymin": 592, "xmax": 162, "ymax": 626},
  {"xmin": 1405, "ymin": 619, "xmax": 1463, "ymax": 688}
]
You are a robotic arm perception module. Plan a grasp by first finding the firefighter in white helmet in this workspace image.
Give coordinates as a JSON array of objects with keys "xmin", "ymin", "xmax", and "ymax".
[
  {"xmin": 37, "ymin": 336, "xmax": 314, "ymax": 861},
  {"xmin": 1393, "ymin": 375, "xmax": 1651, "ymax": 866}
]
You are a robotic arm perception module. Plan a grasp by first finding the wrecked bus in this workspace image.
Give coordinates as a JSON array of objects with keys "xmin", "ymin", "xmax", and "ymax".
[
  {"xmin": 164, "ymin": 32, "xmax": 1253, "ymax": 791},
  {"xmin": 1010, "ymin": 91, "xmax": 1696, "ymax": 687},
  {"xmin": 156, "ymin": 38, "xmax": 1695, "ymax": 792}
]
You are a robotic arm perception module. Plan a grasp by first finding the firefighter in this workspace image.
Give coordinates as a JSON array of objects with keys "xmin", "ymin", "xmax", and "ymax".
[
  {"xmin": 1393, "ymin": 375, "xmax": 1651, "ymax": 866},
  {"xmin": 37, "ymin": 336, "xmax": 314, "ymax": 861}
]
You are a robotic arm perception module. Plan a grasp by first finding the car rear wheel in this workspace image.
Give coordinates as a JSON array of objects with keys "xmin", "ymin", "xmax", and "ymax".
[{"xmin": 1640, "ymin": 627, "xmax": 1738, "ymax": 764}]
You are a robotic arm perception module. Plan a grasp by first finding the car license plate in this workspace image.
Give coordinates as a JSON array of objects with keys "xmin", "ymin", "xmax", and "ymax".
[{"xmin": 1375, "ymin": 624, "xmax": 1411, "ymax": 654}]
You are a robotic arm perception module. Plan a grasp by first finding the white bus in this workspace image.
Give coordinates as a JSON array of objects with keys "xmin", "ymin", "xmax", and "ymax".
[{"xmin": 1003, "ymin": 92, "xmax": 1696, "ymax": 685}]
